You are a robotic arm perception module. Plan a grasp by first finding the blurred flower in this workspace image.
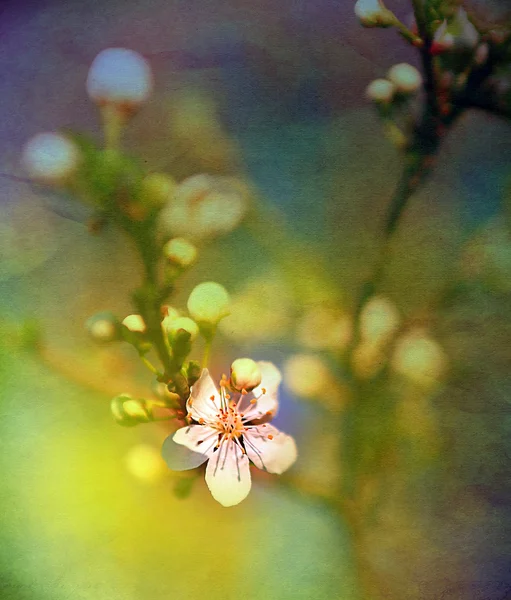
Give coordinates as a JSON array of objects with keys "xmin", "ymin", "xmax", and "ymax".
[
  {"xmin": 283, "ymin": 354, "xmax": 332, "ymax": 398},
  {"xmin": 391, "ymin": 328, "xmax": 447, "ymax": 387},
  {"xmin": 21, "ymin": 132, "xmax": 80, "ymax": 185},
  {"xmin": 163, "ymin": 237, "xmax": 198, "ymax": 268},
  {"xmin": 296, "ymin": 306, "xmax": 352, "ymax": 352},
  {"xmin": 431, "ymin": 20, "xmax": 456, "ymax": 55},
  {"xmin": 354, "ymin": 0, "xmax": 395, "ymax": 28},
  {"xmin": 365, "ymin": 78, "xmax": 396, "ymax": 103},
  {"xmin": 219, "ymin": 275, "xmax": 291, "ymax": 343},
  {"xmin": 164, "ymin": 316, "xmax": 199, "ymax": 342},
  {"xmin": 230, "ymin": 358, "xmax": 262, "ymax": 393},
  {"xmin": 351, "ymin": 341, "xmax": 386, "ymax": 379},
  {"xmin": 432, "ymin": 8, "xmax": 479, "ymax": 54},
  {"xmin": 111, "ymin": 394, "xmax": 151, "ymax": 426},
  {"xmin": 86, "ymin": 48, "xmax": 153, "ymax": 112},
  {"xmin": 387, "ymin": 63, "xmax": 422, "ymax": 94},
  {"xmin": 162, "ymin": 364, "xmax": 296, "ymax": 507},
  {"xmin": 122, "ymin": 314, "xmax": 147, "ymax": 333},
  {"xmin": 158, "ymin": 174, "xmax": 248, "ymax": 240},
  {"xmin": 360, "ymin": 295, "xmax": 400, "ymax": 346},
  {"xmin": 125, "ymin": 444, "xmax": 166, "ymax": 483},
  {"xmin": 187, "ymin": 282, "xmax": 230, "ymax": 327}
]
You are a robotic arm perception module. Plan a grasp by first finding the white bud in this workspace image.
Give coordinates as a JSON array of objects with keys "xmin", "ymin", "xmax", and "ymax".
[
  {"xmin": 21, "ymin": 132, "xmax": 79, "ymax": 184},
  {"xmin": 86, "ymin": 48, "xmax": 153, "ymax": 110},
  {"xmin": 159, "ymin": 174, "xmax": 247, "ymax": 240},
  {"xmin": 187, "ymin": 282, "xmax": 230, "ymax": 326},
  {"xmin": 164, "ymin": 316, "xmax": 199, "ymax": 342},
  {"xmin": 360, "ymin": 296, "xmax": 400, "ymax": 346},
  {"xmin": 391, "ymin": 328, "xmax": 447, "ymax": 387},
  {"xmin": 122, "ymin": 314, "xmax": 146, "ymax": 333},
  {"xmin": 230, "ymin": 358, "xmax": 262, "ymax": 392},
  {"xmin": 354, "ymin": 0, "xmax": 395, "ymax": 27},
  {"xmin": 387, "ymin": 63, "xmax": 423, "ymax": 94},
  {"xmin": 365, "ymin": 78, "xmax": 396, "ymax": 103},
  {"xmin": 163, "ymin": 237, "xmax": 198, "ymax": 268},
  {"xmin": 283, "ymin": 354, "xmax": 331, "ymax": 398}
]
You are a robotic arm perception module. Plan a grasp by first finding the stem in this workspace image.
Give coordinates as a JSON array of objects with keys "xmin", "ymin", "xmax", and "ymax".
[
  {"xmin": 202, "ymin": 336, "xmax": 213, "ymax": 369},
  {"xmin": 101, "ymin": 105, "xmax": 125, "ymax": 151}
]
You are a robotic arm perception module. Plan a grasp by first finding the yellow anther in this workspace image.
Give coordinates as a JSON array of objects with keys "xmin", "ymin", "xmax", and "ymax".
[
  {"xmin": 199, "ymin": 417, "xmax": 205, "ymax": 424},
  {"xmin": 250, "ymin": 398, "xmax": 257, "ymax": 404},
  {"xmin": 261, "ymin": 388, "xmax": 266, "ymax": 394},
  {"xmin": 268, "ymin": 434, "xmax": 274, "ymax": 440}
]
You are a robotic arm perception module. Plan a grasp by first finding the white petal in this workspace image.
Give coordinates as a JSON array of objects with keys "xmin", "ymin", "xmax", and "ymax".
[
  {"xmin": 173, "ymin": 424, "xmax": 218, "ymax": 455},
  {"xmin": 244, "ymin": 424, "xmax": 297, "ymax": 474},
  {"xmin": 247, "ymin": 361, "xmax": 281, "ymax": 419},
  {"xmin": 205, "ymin": 439, "xmax": 251, "ymax": 507},
  {"xmin": 188, "ymin": 369, "xmax": 220, "ymax": 421},
  {"xmin": 161, "ymin": 429, "xmax": 211, "ymax": 471}
]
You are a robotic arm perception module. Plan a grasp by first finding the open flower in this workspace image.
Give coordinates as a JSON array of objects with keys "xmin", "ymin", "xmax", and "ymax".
[{"xmin": 161, "ymin": 362, "xmax": 297, "ymax": 507}]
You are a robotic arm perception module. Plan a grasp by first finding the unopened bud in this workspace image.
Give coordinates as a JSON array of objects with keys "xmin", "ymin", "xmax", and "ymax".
[
  {"xmin": 387, "ymin": 63, "xmax": 423, "ymax": 94},
  {"xmin": 140, "ymin": 172, "xmax": 176, "ymax": 209},
  {"xmin": 360, "ymin": 296, "xmax": 400, "ymax": 346},
  {"xmin": 187, "ymin": 282, "xmax": 230, "ymax": 326},
  {"xmin": 230, "ymin": 358, "xmax": 262, "ymax": 392},
  {"xmin": 21, "ymin": 132, "xmax": 80, "ymax": 185},
  {"xmin": 122, "ymin": 314, "xmax": 146, "ymax": 333},
  {"xmin": 391, "ymin": 328, "xmax": 447, "ymax": 387},
  {"xmin": 87, "ymin": 48, "xmax": 153, "ymax": 112},
  {"xmin": 354, "ymin": 0, "xmax": 396, "ymax": 28},
  {"xmin": 164, "ymin": 316, "xmax": 199, "ymax": 342},
  {"xmin": 111, "ymin": 394, "xmax": 151, "ymax": 426},
  {"xmin": 86, "ymin": 312, "xmax": 120, "ymax": 343},
  {"xmin": 365, "ymin": 78, "xmax": 396, "ymax": 103},
  {"xmin": 163, "ymin": 237, "xmax": 198, "ymax": 268}
]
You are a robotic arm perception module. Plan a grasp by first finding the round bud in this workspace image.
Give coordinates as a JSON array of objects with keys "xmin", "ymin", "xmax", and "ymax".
[
  {"xmin": 354, "ymin": 0, "xmax": 395, "ymax": 27},
  {"xmin": 163, "ymin": 237, "xmax": 198, "ymax": 268},
  {"xmin": 86, "ymin": 48, "xmax": 153, "ymax": 110},
  {"xmin": 164, "ymin": 316, "xmax": 199, "ymax": 342},
  {"xmin": 391, "ymin": 328, "xmax": 447, "ymax": 387},
  {"xmin": 187, "ymin": 282, "xmax": 230, "ymax": 326},
  {"xmin": 140, "ymin": 172, "xmax": 176, "ymax": 210},
  {"xmin": 230, "ymin": 358, "xmax": 262, "ymax": 392},
  {"xmin": 21, "ymin": 132, "xmax": 79, "ymax": 185},
  {"xmin": 122, "ymin": 314, "xmax": 146, "ymax": 333},
  {"xmin": 86, "ymin": 312, "xmax": 120, "ymax": 343},
  {"xmin": 283, "ymin": 354, "xmax": 331, "ymax": 398},
  {"xmin": 360, "ymin": 296, "xmax": 400, "ymax": 346},
  {"xmin": 365, "ymin": 78, "xmax": 396, "ymax": 103},
  {"xmin": 387, "ymin": 63, "xmax": 423, "ymax": 94}
]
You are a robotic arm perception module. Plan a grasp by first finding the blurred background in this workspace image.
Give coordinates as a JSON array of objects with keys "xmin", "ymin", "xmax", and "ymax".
[{"xmin": 1, "ymin": 0, "xmax": 511, "ymax": 599}]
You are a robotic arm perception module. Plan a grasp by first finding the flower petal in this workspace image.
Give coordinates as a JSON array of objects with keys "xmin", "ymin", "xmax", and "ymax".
[
  {"xmin": 244, "ymin": 424, "xmax": 297, "ymax": 474},
  {"xmin": 188, "ymin": 369, "xmax": 221, "ymax": 422},
  {"xmin": 205, "ymin": 439, "xmax": 251, "ymax": 507},
  {"xmin": 161, "ymin": 429, "xmax": 211, "ymax": 471},
  {"xmin": 173, "ymin": 424, "xmax": 219, "ymax": 454},
  {"xmin": 243, "ymin": 361, "xmax": 281, "ymax": 421}
]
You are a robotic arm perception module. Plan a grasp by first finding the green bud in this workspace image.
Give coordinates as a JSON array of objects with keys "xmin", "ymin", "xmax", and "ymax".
[
  {"xmin": 187, "ymin": 281, "xmax": 230, "ymax": 326},
  {"xmin": 111, "ymin": 394, "xmax": 151, "ymax": 426}
]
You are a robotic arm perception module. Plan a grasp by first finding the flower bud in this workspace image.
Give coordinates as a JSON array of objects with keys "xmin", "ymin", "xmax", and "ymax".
[
  {"xmin": 86, "ymin": 312, "xmax": 120, "ymax": 343},
  {"xmin": 387, "ymin": 63, "xmax": 423, "ymax": 94},
  {"xmin": 431, "ymin": 20, "xmax": 455, "ymax": 55},
  {"xmin": 354, "ymin": 0, "xmax": 396, "ymax": 28},
  {"xmin": 230, "ymin": 358, "xmax": 262, "ymax": 392},
  {"xmin": 122, "ymin": 314, "xmax": 146, "ymax": 333},
  {"xmin": 365, "ymin": 78, "xmax": 396, "ymax": 103},
  {"xmin": 111, "ymin": 394, "xmax": 151, "ymax": 426},
  {"xmin": 164, "ymin": 316, "xmax": 199, "ymax": 342},
  {"xmin": 360, "ymin": 296, "xmax": 400, "ymax": 346},
  {"xmin": 21, "ymin": 132, "xmax": 80, "ymax": 185},
  {"xmin": 163, "ymin": 237, "xmax": 198, "ymax": 268},
  {"xmin": 139, "ymin": 172, "xmax": 176, "ymax": 210},
  {"xmin": 391, "ymin": 328, "xmax": 447, "ymax": 387},
  {"xmin": 86, "ymin": 48, "xmax": 153, "ymax": 112},
  {"xmin": 283, "ymin": 354, "xmax": 331, "ymax": 398},
  {"xmin": 187, "ymin": 282, "xmax": 230, "ymax": 326}
]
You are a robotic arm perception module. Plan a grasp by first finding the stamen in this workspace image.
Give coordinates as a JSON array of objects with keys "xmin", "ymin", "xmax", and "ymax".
[
  {"xmin": 261, "ymin": 388, "xmax": 266, "ymax": 394},
  {"xmin": 268, "ymin": 434, "xmax": 273, "ymax": 440}
]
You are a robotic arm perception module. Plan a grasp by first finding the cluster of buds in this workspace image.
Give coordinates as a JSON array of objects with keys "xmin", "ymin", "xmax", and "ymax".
[{"xmin": 366, "ymin": 63, "xmax": 423, "ymax": 104}]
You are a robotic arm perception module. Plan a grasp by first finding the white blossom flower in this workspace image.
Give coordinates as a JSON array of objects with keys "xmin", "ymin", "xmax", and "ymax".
[
  {"xmin": 162, "ymin": 362, "xmax": 297, "ymax": 507},
  {"xmin": 158, "ymin": 174, "xmax": 247, "ymax": 240}
]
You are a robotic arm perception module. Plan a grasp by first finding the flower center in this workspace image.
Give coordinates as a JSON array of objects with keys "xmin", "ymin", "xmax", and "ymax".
[{"xmin": 215, "ymin": 404, "xmax": 245, "ymax": 439}]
